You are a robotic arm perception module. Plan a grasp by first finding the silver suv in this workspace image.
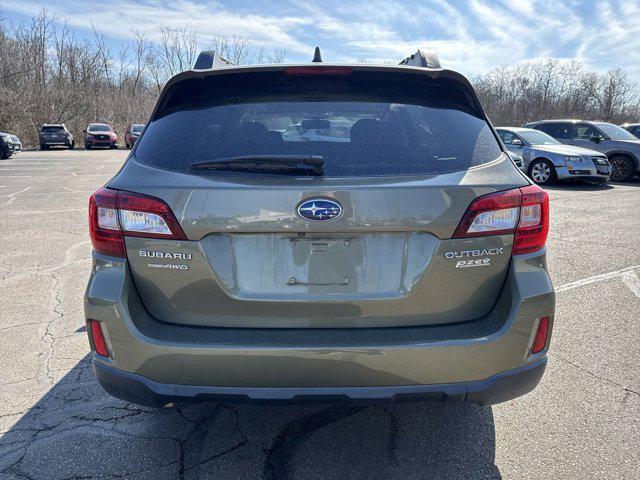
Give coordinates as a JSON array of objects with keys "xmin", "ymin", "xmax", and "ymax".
[
  {"xmin": 496, "ymin": 127, "xmax": 610, "ymax": 185},
  {"xmin": 84, "ymin": 50, "xmax": 554, "ymax": 407},
  {"xmin": 525, "ymin": 119, "xmax": 640, "ymax": 181}
]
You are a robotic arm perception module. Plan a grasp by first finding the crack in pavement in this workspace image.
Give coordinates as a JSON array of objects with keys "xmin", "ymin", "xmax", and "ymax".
[
  {"xmin": 36, "ymin": 272, "xmax": 63, "ymax": 387},
  {"xmin": 551, "ymin": 353, "xmax": 640, "ymax": 400},
  {"xmin": 262, "ymin": 405, "xmax": 367, "ymax": 480}
]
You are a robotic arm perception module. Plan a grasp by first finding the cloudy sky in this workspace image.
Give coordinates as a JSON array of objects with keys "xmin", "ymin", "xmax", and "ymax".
[{"xmin": 2, "ymin": 0, "xmax": 640, "ymax": 77}]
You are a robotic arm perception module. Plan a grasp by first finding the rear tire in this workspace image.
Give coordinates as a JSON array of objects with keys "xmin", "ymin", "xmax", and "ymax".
[
  {"xmin": 41, "ymin": 144, "xmax": 48, "ymax": 150},
  {"xmin": 529, "ymin": 159, "xmax": 557, "ymax": 185},
  {"xmin": 68, "ymin": 141, "xmax": 74, "ymax": 150},
  {"xmin": 609, "ymin": 155, "xmax": 635, "ymax": 182},
  {"xmin": 85, "ymin": 144, "xmax": 92, "ymax": 150}
]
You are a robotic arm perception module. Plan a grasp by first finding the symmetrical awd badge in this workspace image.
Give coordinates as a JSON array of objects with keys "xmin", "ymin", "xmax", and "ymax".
[{"xmin": 297, "ymin": 198, "xmax": 342, "ymax": 221}]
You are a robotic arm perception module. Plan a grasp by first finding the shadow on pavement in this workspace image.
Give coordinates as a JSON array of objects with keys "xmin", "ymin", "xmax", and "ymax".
[
  {"xmin": 0, "ymin": 356, "xmax": 501, "ymax": 480},
  {"xmin": 543, "ymin": 181, "xmax": 614, "ymax": 192}
]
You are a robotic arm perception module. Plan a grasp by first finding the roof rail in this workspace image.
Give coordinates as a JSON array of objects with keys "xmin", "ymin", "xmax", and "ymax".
[
  {"xmin": 193, "ymin": 51, "xmax": 235, "ymax": 70},
  {"xmin": 399, "ymin": 49, "xmax": 440, "ymax": 69}
]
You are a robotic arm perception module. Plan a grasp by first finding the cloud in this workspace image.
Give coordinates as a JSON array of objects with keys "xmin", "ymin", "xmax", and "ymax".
[
  {"xmin": 2, "ymin": 0, "xmax": 639, "ymax": 78},
  {"xmin": 0, "ymin": 0, "xmax": 315, "ymax": 55}
]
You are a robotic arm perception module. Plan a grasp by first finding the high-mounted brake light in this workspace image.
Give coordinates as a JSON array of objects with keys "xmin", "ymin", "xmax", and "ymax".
[
  {"xmin": 453, "ymin": 185, "xmax": 549, "ymax": 255},
  {"xmin": 89, "ymin": 188, "xmax": 186, "ymax": 258},
  {"xmin": 284, "ymin": 66, "xmax": 353, "ymax": 76}
]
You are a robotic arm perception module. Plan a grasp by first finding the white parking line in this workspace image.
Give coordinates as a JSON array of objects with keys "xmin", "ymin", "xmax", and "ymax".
[
  {"xmin": 557, "ymin": 265, "xmax": 640, "ymax": 297},
  {"xmin": 0, "ymin": 186, "xmax": 31, "ymax": 205},
  {"xmin": 622, "ymin": 271, "xmax": 640, "ymax": 298},
  {"xmin": 0, "ymin": 208, "xmax": 84, "ymax": 216}
]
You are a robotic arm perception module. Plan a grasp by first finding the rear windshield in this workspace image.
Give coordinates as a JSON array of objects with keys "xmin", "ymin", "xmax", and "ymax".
[
  {"xmin": 134, "ymin": 71, "xmax": 501, "ymax": 177},
  {"xmin": 132, "ymin": 125, "xmax": 144, "ymax": 133},
  {"xmin": 41, "ymin": 126, "xmax": 64, "ymax": 132}
]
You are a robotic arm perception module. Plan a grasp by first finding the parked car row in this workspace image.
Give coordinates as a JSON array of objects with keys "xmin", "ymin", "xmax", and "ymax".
[
  {"xmin": 2, "ymin": 116, "xmax": 640, "ymax": 184},
  {"xmin": 500, "ymin": 119, "xmax": 640, "ymax": 184},
  {"xmin": 37, "ymin": 123, "xmax": 145, "ymax": 150}
]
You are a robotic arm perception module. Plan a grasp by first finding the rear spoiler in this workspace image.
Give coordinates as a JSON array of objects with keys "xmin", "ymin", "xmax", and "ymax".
[{"xmin": 150, "ymin": 48, "xmax": 485, "ymax": 122}]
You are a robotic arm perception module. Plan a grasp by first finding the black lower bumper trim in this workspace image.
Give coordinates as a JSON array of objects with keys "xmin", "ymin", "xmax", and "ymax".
[{"xmin": 93, "ymin": 357, "xmax": 547, "ymax": 407}]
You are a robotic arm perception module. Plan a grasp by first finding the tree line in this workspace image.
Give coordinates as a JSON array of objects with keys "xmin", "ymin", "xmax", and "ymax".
[
  {"xmin": 473, "ymin": 60, "xmax": 640, "ymax": 127},
  {"xmin": 0, "ymin": 10, "xmax": 639, "ymax": 147},
  {"xmin": 0, "ymin": 10, "xmax": 284, "ymax": 146}
]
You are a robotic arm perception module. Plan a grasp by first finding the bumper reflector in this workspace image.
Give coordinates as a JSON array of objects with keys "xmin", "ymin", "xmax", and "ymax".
[
  {"xmin": 89, "ymin": 320, "xmax": 109, "ymax": 357},
  {"xmin": 531, "ymin": 316, "xmax": 550, "ymax": 354}
]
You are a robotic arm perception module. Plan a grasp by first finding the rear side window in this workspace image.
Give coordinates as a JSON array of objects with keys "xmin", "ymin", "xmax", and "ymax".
[
  {"xmin": 537, "ymin": 123, "xmax": 571, "ymax": 139},
  {"xmin": 497, "ymin": 130, "xmax": 519, "ymax": 145},
  {"xmin": 135, "ymin": 71, "xmax": 501, "ymax": 177},
  {"xmin": 41, "ymin": 126, "xmax": 65, "ymax": 133},
  {"xmin": 572, "ymin": 124, "xmax": 599, "ymax": 140}
]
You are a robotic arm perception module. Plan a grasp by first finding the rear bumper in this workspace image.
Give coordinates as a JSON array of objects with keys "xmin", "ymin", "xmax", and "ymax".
[
  {"xmin": 93, "ymin": 355, "xmax": 547, "ymax": 407},
  {"xmin": 85, "ymin": 249, "xmax": 555, "ymax": 406}
]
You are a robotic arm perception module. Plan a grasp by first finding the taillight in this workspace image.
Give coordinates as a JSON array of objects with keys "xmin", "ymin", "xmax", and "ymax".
[
  {"xmin": 453, "ymin": 185, "xmax": 549, "ymax": 255},
  {"xmin": 89, "ymin": 188, "xmax": 124, "ymax": 257},
  {"xmin": 88, "ymin": 319, "xmax": 109, "ymax": 357},
  {"xmin": 531, "ymin": 316, "xmax": 550, "ymax": 354},
  {"xmin": 513, "ymin": 185, "xmax": 549, "ymax": 255},
  {"xmin": 89, "ymin": 187, "xmax": 186, "ymax": 257},
  {"xmin": 283, "ymin": 66, "xmax": 353, "ymax": 76}
]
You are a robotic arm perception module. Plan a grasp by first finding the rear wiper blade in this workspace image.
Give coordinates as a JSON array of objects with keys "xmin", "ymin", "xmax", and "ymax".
[{"xmin": 190, "ymin": 155, "xmax": 324, "ymax": 175}]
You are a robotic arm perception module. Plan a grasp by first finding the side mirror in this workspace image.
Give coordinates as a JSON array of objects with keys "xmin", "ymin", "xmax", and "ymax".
[
  {"xmin": 82, "ymin": 130, "xmax": 86, "ymax": 133},
  {"xmin": 589, "ymin": 134, "xmax": 602, "ymax": 143},
  {"xmin": 511, "ymin": 138, "xmax": 524, "ymax": 147},
  {"xmin": 114, "ymin": 131, "xmax": 118, "ymax": 134}
]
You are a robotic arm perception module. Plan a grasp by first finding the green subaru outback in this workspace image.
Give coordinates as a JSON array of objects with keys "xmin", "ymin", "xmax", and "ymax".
[{"xmin": 85, "ymin": 50, "xmax": 554, "ymax": 407}]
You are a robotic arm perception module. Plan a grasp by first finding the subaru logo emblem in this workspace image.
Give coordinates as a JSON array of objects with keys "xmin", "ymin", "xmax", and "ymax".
[{"xmin": 297, "ymin": 198, "xmax": 342, "ymax": 221}]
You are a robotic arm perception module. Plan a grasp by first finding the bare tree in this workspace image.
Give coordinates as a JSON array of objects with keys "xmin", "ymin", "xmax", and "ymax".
[{"xmin": 474, "ymin": 59, "xmax": 640, "ymax": 126}]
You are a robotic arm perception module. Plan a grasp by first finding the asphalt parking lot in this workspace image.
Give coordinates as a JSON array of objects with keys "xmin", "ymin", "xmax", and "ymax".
[{"xmin": 0, "ymin": 149, "xmax": 638, "ymax": 479}]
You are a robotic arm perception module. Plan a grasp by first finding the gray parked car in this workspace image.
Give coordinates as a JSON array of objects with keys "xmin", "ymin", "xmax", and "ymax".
[
  {"xmin": 525, "ymin": 119, "xmax": 640, "ymax": 181},
  {"xmin": 496, "ymin": 127, "xmax": 611, "ymax": 185},
  {"xmin": 85, "ymin": 50, "xmax": 554, "ymax": 407}
]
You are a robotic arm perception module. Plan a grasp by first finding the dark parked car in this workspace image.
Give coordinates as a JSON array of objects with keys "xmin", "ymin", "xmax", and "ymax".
[
  {"xmin": 621, "ymin": 123, "xmax": 640, "ymax": 139},
  {"xmin": 86, "ymin": 49, "xmax": 553, "ymax": 407},
  {"xmin": 524, "ymin": 119, "xmax": 640, "ymax": 181},
  {"xmin": 124, "ymin": 124, "xmax": 145, "ymax": 148},
  {"xmin": 39, "ymin": 124, "xmax": 74, "ymax": 150},
  {"xmin": 85, "ymin": 123, "xmax": 118, "ymax": 149},
  {"xmin": 0, "ymin": 132, "xmax": 22, "ymax": 159}
]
